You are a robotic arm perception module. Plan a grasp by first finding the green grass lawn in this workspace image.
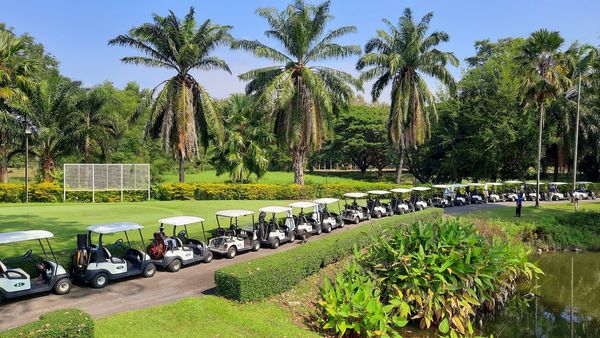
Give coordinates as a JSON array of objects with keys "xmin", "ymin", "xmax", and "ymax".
[
  {"xmin": 95, "ymin": 296, "xmax": 318, "ymax": 338},
  {"xmin": 0, "ymin": 200, "xmax": 298, "ymax": 257},
  {"xmin": 459, "ymin": 201, "xmax": 600, "ymax": 224}
]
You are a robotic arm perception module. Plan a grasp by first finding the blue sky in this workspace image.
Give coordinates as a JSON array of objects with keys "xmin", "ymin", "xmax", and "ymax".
[{"xmin": 2, "ymin": 0, "xmax": 600, "ymax": 100}]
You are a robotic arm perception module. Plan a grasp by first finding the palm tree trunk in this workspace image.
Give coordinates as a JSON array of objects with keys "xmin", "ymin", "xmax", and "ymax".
[
  {"xmin": 292, "ymin": 147, "xmax": 305, "ymax": 186},
  {"xmin": 1, "ymin": 149, "xmax": 8, "ymax": 184},
  {"xmin": 536, "ymin": 103, "xmax": 544, "ymax": 207},
  {"xmin": 395, "ymin": 147, "xmax": 405, "ymax": 184},
  {"xmin": 84, "ymin": 135, "xmax": 90, "ymax": 163},
  {"xmin": 41, "ymin": 155, "xmax": 55, "ymax": 182},
  {"xmin": 178, "ymin": 153, "xmax": 185, "ymax": 183}
]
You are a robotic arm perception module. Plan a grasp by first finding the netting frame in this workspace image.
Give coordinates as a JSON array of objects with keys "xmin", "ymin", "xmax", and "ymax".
[{"xmin": 63, "ymin": 163, "xmax": 151, "ymax": 202}]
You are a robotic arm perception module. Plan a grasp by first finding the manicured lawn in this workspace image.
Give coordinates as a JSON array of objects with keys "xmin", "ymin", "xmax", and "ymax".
[
  {"xmin": 0, "ymin": 200, "xmax": 295, "ymax": 257},
  {"xmin": 95, "ymin": 295, "xmax": 319, "ymax": 338},
  {"xmin": 459, "ymin": 201, "xmax": 600, "ymax": 224},
  {"xmin": 161, "ymin": 170, "xmax": 371, "ymax": 184}
]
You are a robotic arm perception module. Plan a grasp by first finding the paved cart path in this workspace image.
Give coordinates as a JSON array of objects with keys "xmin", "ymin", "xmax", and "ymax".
[{"xmin": 0, "ymin": 216, "xmax": 391, "ymax": 330}]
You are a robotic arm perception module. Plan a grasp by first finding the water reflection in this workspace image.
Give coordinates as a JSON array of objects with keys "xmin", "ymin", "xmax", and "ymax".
[{"xmin": 483, "ymin": 252, "xmax": 600, "ymax": 337}]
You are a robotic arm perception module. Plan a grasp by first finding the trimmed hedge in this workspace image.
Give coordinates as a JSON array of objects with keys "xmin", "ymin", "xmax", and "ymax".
[
  {"xmin": 0, "ymin": 308, "xmax": 94, "ymax": 338},
  {"xmin": 214, "ymin": 208, "xmax": 443, "ymax": 302}
]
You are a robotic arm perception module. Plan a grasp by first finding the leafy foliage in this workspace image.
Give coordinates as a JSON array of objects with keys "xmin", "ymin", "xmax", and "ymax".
[
  {"xmin": 0, "ymin": 308, "xmax": 94, "ymax": 338},
  {"xmin": 319, "ymin": 219, "xmax": 542, "ymax": 337}
]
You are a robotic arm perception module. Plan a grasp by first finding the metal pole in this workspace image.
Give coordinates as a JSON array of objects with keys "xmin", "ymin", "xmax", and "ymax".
[
  {"xmin": 63, "ymin": 164, "xmax": 66, "ymax": 202},
  {"xmin": 572, "ymin": 76, "xmax": 582, "ymax": 209},
  {"xmin": 92, "ymin": 164, "xmax": 95, "ymax": 203},
  {"xmin": 120, "ymin": 164, "xmax": 124, "ymax": 202},
  {"xmin": 536, "ymin": 105, "xmax": 544, "ymax": 207},
  {"xmin": 25, "ymin": 133, "xmax": 29, "ymax": 203}
]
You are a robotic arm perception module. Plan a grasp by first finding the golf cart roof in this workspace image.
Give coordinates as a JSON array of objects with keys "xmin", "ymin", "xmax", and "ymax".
[
  {"xmin": 259, "ymin": 206, "xmax": 292, "ymax": 214},
  {"xmin": 159, "ymin": 216, "xmax": 205, "ymax": 226},
  {"xmin": 390, "ymin": 188, "xmax": 412, "ymax": 193},
  {"xmin": 505, "ymin": 180, "xmax": 523, "ymax": 184},
  {"xmin": 289, "ymin": 201, "xmax": 317, "ymax": 209},
  {"xmin": 526, "ymin": 181, "xmax": 544, "ymax": 185},
  {"xmin": 549, "ymin": 182, "xmax": 567, "ymax": 185},
  {"xmin": 87, "ymin": 222, "xmax": 143, "ymax": 234},
  {"xmin": 411, "ymin": 187, "xmax": 431, "ymax": 191},
  {"xmin": 432, "ymin": 184, "xmax": 450, "ymax": 189},
  {"xmin": 314, "ymin": 197, "xmax": 339, "ymax": 204},
  {"xmin": 0, "ymin": 230, "xmax": 54, "ymax": 244},
  {"xmin": 450, "ymin": 183, "xmax": 468, "ymax": 188},
  {"xmin": 216, "ymin": 210, "xmax": 254, "ymax": 218},
  {"xmin": 468, "ymin": 183, "xmax": 485, "ymax": 186},
  {"xmin": 576, "ymin": 181, "xmax": 592, "ymax": 184},
  {"xmin": 343, "ymin": 192, "xmax": 367, "ymax": 198},
  {"xmin": 486, "ymin": 182, "xmax": 503, "ymax": 186},
  {"xmin": 367, "ymin": 190, "xmax": 391, "ymax": 195}
]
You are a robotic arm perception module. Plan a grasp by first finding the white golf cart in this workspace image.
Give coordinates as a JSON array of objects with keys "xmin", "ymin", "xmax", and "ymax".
[
  {"xmin": 390, "ymin": 188, "xmax": 413, "ymax": 214},
  {"xmin": 485, "ymin": 182, "xmax": 504, "ymax": 202},
  {"xmin": 450, "ymin": 184, "xmax": 468, "ymax": 206},
  {"xmin": 432, "ymin": 185, "xmax": 453, "ymax": 208},
  {"xmin": 547, "ymin": 182, "xmax": 568, "ymax": 201},
  {"xmin": 148, "ymin": 216, "xmax": 213, "ymax": 272},
  {"xmin": 504, "ymin": 180, "xmax": 524, "ymax": 201},
  {"xmin": 313, "ymin": 198, "xmax": 344, "ymax": 233},
  {"xmin": 0, "ymin": 230, "xmax": 72, "ymax": 302},
  {"xmin": 257, "ymin": 206, "xmax": 295, "ymax": 249},
  {"xmin": 208, "ymin": 210, "xmax": 260, "ymax": 259},
  {"xmin": 342, "ymin": 192, "xmax": 371, "ymax": 224},
  {"xmin": 525, "ymin": 182, "xmax": 545, "ymax": 201},
  {"xmin": 367, "ymin": 190, "xmax": 394, "ymax": 218},
  {"xmin": 410, "ymin": 187, "xmax": 431, "ymax": 210},
  {"xmin": 289, "ymin": 202, "xmax": 321, "ymax": 240},
  {"xmin": 468, "ymin": 183, "xmax": 485, "ymax": 204},
  {"xmin": 574, "ymin": 182, "xmax": 596, "ymax": 200},
  {"xmin": 72, "ymin": 222, "xmax": 156, "ymax": 288}
]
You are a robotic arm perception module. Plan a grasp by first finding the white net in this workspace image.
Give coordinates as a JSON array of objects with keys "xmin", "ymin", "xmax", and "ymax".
[{"xmin": 63, "ymin": 164, "xmax": 150, "ymax": 201}]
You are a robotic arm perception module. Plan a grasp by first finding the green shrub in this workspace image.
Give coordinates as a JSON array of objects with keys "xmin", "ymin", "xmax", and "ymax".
[
  {"xmin": 0, "ymin": 183, "xmax": 24, "ymax": 202},
  {"xmin": 0, "ymin": 308, "xmax": 94, "ymax": 338},
  {"xmin": 536, "ymin": 211, "xmax": 600, "ymax": 250},
  {"xmin": 318, "ymin": 219, "xmax": 542, "ymax": 337},
  {"xmin": 29, "ymin": 182, "xmax": 62, "ymax": 202},
  {"xmin": 214, "ymin": 209, "xmax": 442, "ymax": 302}
]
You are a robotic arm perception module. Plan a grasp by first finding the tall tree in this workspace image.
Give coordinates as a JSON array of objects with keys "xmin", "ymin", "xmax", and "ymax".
[
  {"xmin": 211, "ymin": 94, "xmax": 273, "ymax": 183},
  {"xmin": 0, "ymin": 30, "xmax": 38, "ymax": 182},
  {"xmin": 72, "ymin": 84, "xmax": 120, "ymax": 163},
  {"xmin": 26, "ymin": 74, "xmax": 80, "ymax": 181},
  {"xmin": 235, "ymin": 0, "xmax": 362, "ymax": 185},
  {"xmin": 109, "ymin": 7, "xmax": 228, "ymax": 182},
  {"xmin": 518, "ymin": 29, "xmax": 570, "ymax": 206},
  {"xmin": 357, "ymin": 8, "xmax": 458, "ymax": 183}
]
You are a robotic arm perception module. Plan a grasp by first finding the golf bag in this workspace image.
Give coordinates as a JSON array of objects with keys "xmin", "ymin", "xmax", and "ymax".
[{"xmin": 73, "ymin": 233, "xmax": 90, "ymax": 272}]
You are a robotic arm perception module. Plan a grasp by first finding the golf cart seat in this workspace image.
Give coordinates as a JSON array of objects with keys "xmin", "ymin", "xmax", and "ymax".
[
  {"xmin": 0, "ymin": 260, "xmax": 28, "ymax": 279},
  {"xmin": 126, "ymin": 249, "xmax": 143, "ymax": 263}
]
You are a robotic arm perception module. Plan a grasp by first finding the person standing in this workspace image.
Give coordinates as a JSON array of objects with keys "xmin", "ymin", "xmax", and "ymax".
[{"xmin": 516, "ymin": 191, "xmax": 523, "ymax": 217}]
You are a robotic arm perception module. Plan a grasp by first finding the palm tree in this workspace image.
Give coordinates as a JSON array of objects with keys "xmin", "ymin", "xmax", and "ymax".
[
  {"xmin": 518, "ymin": 29, "xmax": 570, "ymax": 206},
  {"xmin": 212, "ymin": 94, "xmax": 273, "ymax": 183},
  {"xmin": 27, "ymin": 74, "xmax": 80, "ymax": 181},
  {"xmin": 72, "ymin": 85, "xmax": 120, "ymax": 163},
  {"xmin": 0, "ymin": 30, "xmax": 37, "ymax": 182},
  {"xmin": 235, "ymin": 0, "xmax": 362, "ymax": 185},
  {"xmin": 109, "ymin": 7, "xmax": 228, "ymax": 182},
  {"xmin": 357, "ymin": 8, "xmax": 458, "ymax": 184}
]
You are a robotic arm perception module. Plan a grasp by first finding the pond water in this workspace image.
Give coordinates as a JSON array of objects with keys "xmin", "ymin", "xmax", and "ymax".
[{"xmin": 482, "ymin": 252, "xmax": 600, "ymax": 337}]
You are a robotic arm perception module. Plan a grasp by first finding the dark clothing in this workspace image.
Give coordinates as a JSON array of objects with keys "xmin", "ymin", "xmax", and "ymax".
[{"xmin": 516, "ymin": 192, "xmax": 523, "ymax": 217}]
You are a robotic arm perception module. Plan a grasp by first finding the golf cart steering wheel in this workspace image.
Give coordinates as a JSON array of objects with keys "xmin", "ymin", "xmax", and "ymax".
[
  {"xmin": 113, "ymin": 239, "xmax": 124, "ymax": 248},
  {"xmin": 23, "ymin": 249, "xmax": 33, "ymax": 259}
]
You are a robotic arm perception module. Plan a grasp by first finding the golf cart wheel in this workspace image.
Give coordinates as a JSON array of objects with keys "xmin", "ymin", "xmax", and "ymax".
[
  {"xmin": 399, "ymin": 208, "xmax": 405, "ymax": 215},
  {"xmin": 143, "ymin": 263, "xmax": 157, "ymax": 278},
  {"xmin": 417, "ymin": 206, "xmax": 423, "ymax": 211},
  {"xmin": 375, "ymin": 211, "xmax": 382, "ymax": 219},
  {"xmin": 226, "ymin": 246, "xmax": 237, "ymax": 259},
  {"xmin": 315, "ymin": 226, "xmax": 322, "ymax": 235},
  {"xmin": 353, "ymin": 217, "xmax": 359, "ymax": 224},
  {"xmin": 204, "ymin": 251, "xmax": 213, "ymax": 263},
  {"xmin": 91, "ymin": 273, "xmax": 109, "ymax": 289},
  {"xmin": 167, "ymin": 259, "xmax": 182, "ymax": 273},
  {"xmin": 271, "ymin": 238, "xmax": 280, "ymax": 249},
  {"xmin": 339, "ymin": 219, "xmax": 345, "ymax": 228},
  {"xmin": 251, "ymin": 241, "xmax": 260, "ymax": 252},
  {"xmin": 324, "ymin": 225, "xmax": 332, "ymax": 233},
  {"xmin": 53, "ymin": 277, "xmax": 72, "ymax": 295},
  {"xmin": 300, "ymin": 231, "xmax": 307, "ymax": 241}
]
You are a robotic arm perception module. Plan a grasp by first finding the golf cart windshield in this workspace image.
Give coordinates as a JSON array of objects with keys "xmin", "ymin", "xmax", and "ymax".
[
  {"xmin": 159, "ymin": 216, "xmax": 207, "ymax": 242},
  {"xmin": 215, "ymin": 210, "xmax": 255, "ymax": 232}
]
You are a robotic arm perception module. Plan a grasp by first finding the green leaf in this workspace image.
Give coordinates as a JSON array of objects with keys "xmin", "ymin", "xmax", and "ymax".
[{"xmin": 439, "ymin": 318, "xmax": 450, "ymax": 334}]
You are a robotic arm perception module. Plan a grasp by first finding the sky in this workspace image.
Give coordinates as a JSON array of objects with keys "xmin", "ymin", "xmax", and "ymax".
[{"xmin": 2, "ymin": 0, "xmax": 600, "ymax": 101}]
